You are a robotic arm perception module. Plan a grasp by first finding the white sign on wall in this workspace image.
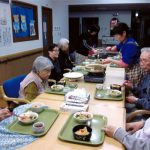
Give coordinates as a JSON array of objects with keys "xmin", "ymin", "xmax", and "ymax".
[{"xmin": 0, "ymin": 2, "xmax": 12, "ymax": 47}]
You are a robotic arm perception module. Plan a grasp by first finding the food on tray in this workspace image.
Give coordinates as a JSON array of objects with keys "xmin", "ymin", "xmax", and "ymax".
[
  {"xmin": 109, "ymin": 89, "xmax": 122, "ymax": 97},
  {"xmin": 85, "ymin": 64, "xmax": 106, "ymax": 73},
  {"xmin": 33, "ymin": 122, "xmax": 45, "ymax": 133},
  {"xmin": 51, "ymin": 84, "xmax": 64, "ymax": 91},
  {"xmin": 18, "ymin": 111, "xmax": 38, "ymax": 124},
  {"xmin": 73, "ymin": 125, "xmax": 92, "ymax": 141},
  {"xmin": 75, "ymin": 127, "xmax": 89, "ymax": 136},
  {"xmin": 31, "ymin": 103, "xmax": 45, "ymax": 113},
  {"xmin": 96, "ymin": 84, "xmax": 103, "ymax": 90},
  {"xmin": 110, "ymin": 84, "xmax": 121, "ymax": 91},
  {"xmin": 73, "ymin": 112, "xmax": 93, "ymax": 123}
]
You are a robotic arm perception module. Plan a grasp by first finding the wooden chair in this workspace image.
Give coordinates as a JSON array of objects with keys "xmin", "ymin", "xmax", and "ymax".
[
  {"xmin": 0, "ymin": 75, "xmax": 30, "ymax": 105},
  {"xmin": 126, "ymin": 110, "xmax": 150, "ymax": 123}
]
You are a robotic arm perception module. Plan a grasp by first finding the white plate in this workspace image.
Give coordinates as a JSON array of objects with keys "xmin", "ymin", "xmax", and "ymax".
[{"xmin": 63, "ymin": 72, "xmax": 83, "ymax": 79}]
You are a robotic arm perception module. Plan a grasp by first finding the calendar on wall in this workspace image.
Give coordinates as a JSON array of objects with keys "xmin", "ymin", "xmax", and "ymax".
[{"xmin": 0, "ymin": 2, "xmax": 12, "ymax": 47}]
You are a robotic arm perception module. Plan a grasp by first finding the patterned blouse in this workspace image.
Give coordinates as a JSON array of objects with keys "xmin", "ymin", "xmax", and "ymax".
[{"xmin": 0, "ymin": 104, "xmax": 37, "ymax": 150}]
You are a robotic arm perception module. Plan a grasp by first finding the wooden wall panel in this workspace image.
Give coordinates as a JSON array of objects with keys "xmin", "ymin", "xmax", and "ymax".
[{"xmin": 0, "ymin": 48, "xmax": 43, "ymax": 84}]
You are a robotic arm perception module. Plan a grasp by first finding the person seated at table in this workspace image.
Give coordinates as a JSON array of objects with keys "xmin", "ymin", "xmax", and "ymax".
[
  {"xmin": 58, "ymin": 38, "xmax": 73, "ymax": 70},
  {"xmin": 19, "ymin": 56, "xmax": 53, "ymax": 101},
  {"xmin": 102, "ymin": 22, "xmax": 144, "ymax": 86},
  {"xmin": 75, "ymin": 24, "xmax": 100, "ymax": 64},
  {"xmin": 48, "ymin": 44, "xmax": 63, "ymax": 81},
  {"xmin": 0, "ymin": 108, "xmax": 11, "ymax": 121},
  {"xmin": 124, "ymin": 48, "xmax": 150, "ymax": 111},
  {"xmin": 102, "ymin": 118, "xmax": 150, "ymax": 150},
  {"xmin": 0, "ymin": 104, "xmax": 37, "ymax": 149}
]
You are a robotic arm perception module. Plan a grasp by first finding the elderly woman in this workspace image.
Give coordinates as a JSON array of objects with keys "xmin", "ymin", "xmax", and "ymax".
[
  {"xmin": 58, "ymin": 38, "xmax": 73, "ymax": 70},
  {"xmin": 102, "ymin": 23, "xmax": 144, "ymax": 86},
  {"xmin": 19, "ymin": 56, "xmax": 53, "ymax": 101},
  {"xmin": 0, "ymin": 104, "xmax": 37, "ymax": 149},
  {"xmin": 124, "ymin": 48, "xmax": 150, "ymax": 110},
  {"xmin": 48, "ymin": 44, "xmax": 63, "ymax": 81}
]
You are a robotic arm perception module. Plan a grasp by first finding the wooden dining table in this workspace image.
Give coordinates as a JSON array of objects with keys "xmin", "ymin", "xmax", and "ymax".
[
  {"xmin": 37, "ymin": 65, "xmax": 125, "ymax": 108},
  {"xmin": 20, "ymin": 65, "xmax": 126, "ymax": 150}
]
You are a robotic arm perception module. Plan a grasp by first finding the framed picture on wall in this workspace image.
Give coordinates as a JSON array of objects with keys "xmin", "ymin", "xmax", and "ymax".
[{"xmin": 11, "ymin": 0, "xmax": 39, "ymax": 42}]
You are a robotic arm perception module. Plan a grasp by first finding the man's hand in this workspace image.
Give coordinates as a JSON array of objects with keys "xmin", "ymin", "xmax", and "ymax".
[
  {"xmin": 126, "ymin": 95, "xmax": 138, "ymax": 103},
  {"xmin": 123, "ymin": 80, "xmax": 133, "ymax": 89},
  {"xmin": 102, "ymin": 125, "xmax": 117, "ymax": 138},
  {"xmin": 126, "ymin": 120, "xmax": 145, "ymax": 134}
]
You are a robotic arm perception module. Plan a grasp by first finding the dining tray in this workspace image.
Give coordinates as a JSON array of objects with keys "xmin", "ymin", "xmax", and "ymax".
[
  {"xmin": 58, "ymin": 113, "xmax": 107, "ymax": 146},
  {"xmin": 45, "ymin": 83, "xmax": 78, "ymax": 95},
  {"xmin": 110, "ymin": 63, "xmax": 120, "ymax": 68},
  {"xmin": 7, "ymin": 109, "xmax": 59, "ymax": 137},
  {"xmin": 95, "ymin": 89, "xmax": 123, "ymax": 101}
]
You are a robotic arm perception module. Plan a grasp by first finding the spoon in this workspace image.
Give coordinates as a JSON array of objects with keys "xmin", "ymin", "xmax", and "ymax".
[{"xmin": 11, "ymin": 112, "xmax": 25, "ymax": 119}]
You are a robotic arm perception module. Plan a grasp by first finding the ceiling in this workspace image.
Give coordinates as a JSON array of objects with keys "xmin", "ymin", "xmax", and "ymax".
[{"xmin": 69, "ymin": 3, "xmax": 150, "ymax": 13}]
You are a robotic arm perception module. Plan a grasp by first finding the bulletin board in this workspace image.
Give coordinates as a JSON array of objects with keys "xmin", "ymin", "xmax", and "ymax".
[
  {"xmin": 0, "ymin": 2, "xmax": 12, "ymax": 47},
  {"xmin": 11, "ymin": 1, "xmax": 39, "ymax": 42}
]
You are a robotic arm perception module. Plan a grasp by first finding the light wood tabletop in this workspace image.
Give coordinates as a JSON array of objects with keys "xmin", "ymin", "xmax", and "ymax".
[
  {"xmin": 38, "ymin": 65, "xmax": 125, "ymax": 108},
  {"xmin": 20, "ymin": 99, "xmax": 125, "ymax": 150},
  {"xmin": 19, "ymin": 65, "xmax": 126, "ymax": 150}
]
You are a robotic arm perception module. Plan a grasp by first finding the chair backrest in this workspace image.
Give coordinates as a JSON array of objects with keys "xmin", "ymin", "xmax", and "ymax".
[{"xmin": 3, "ymin": 74, "xmax": 26, "ymax": 98}]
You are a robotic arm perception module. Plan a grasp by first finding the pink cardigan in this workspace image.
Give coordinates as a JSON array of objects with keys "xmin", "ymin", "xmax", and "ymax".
[{"xmin": 19, "ymin": 71, "xmax": 48, "ymax": 98}]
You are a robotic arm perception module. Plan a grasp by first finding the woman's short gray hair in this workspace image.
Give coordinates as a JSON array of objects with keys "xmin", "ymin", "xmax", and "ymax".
[
  {"xmin": 141, "ymin": 47, "xmax": 150, "ymax": 53},
  {"xmin": 58, "ymin": 38, "xmax": 69, "ymax": 48},
  {"xmin": 32, "ymin": 56, "xmax": 53, "ymax": 73}
]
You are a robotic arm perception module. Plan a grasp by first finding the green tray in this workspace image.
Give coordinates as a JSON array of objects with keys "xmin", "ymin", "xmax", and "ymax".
[
  {"xmin": 110, "ymin": 63, "xmax": 119, "ymax": 68},
  {"xmin": 95, "ymin": 89, "xmax": 123, "ymax": 101},
  {"xmin": 45, "ymin": 83, "xmax": 78, "ymax": 95},
  {"xmin": 58, "ymin": 114, "xmax": 107, "ymax": 146},
  {"xmin": 7, "ymin": 109, "xmax": 59, "ymax": 137}
]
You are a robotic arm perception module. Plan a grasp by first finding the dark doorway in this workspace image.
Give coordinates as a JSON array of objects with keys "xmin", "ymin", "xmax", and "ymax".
[
  {"xmin": 69, "ymin": 17, "xmax": 80, "ymax": 52},
  {"xmin": 131, "ymin": 11, "xmax": 150, "ymax": 47},
  {"xmin": 82, "ymin": 17, "xmax": 99, "ymax": 33},
  {"xmin": 82, "ymin": 17, "xmax": 99, "ymax": 46},
  {"xmin": 42, "ymin": 7, "xmax": 53, "ymax": 57}
]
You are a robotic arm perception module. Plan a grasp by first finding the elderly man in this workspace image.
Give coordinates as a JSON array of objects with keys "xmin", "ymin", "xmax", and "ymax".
[
  {"xmin": 102, "ymin": 48, "xmax": 150, "ymax": 150},
  {"xmin": 125, "ymin": 48, "xmax": 150, "ymax": 110}
]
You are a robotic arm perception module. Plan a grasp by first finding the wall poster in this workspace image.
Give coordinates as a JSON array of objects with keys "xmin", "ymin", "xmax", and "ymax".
[{"xmin": 0, "ymin": 2, "xmax": 12, "ymax": 47}]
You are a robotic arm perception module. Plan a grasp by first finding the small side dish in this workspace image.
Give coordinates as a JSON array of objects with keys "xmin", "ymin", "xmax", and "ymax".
[
  {"xmin": 109, "ymin": 89, "xmax": 122, "ymax": 97},
  {"xmin": 110, "ymin": 84, "xmax": 121, "ymax": 91},
  {"xmin": 73, "ymin": 112, "xmax": 93, "ymax": 123},
  {"xmin": 73, "ymin": 125, "xmax": 92, "ymax": 141},
  {"xmin": 51, "ymin": 85, "xmax": 64, "ymax": 92},
  {"xmin": 30, "ymin": 103, "xmax": 45, "ymax": 113},
  {"xmin": 33, "ymin": 122, "xmax": 45, "ymax": 133},
  {"xmin": 18, "ymin": 111, "xmax": 38, "ymax": 124}
]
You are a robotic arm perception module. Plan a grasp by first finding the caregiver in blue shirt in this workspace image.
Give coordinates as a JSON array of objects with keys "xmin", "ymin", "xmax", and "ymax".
[{"xmin": 102, "ymin": 22, "xmax": 144, "ymax": 86}]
